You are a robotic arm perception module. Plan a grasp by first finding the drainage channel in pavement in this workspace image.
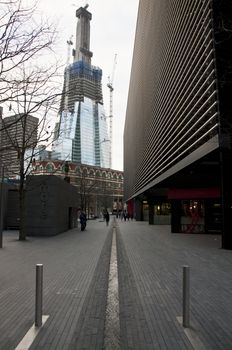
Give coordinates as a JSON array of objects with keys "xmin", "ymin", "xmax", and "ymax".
[{"xmin": 103, "ymin": 223, "xmax": 120, "ymax": 349}]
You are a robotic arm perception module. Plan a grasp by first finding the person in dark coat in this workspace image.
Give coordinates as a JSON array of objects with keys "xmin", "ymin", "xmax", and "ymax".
[
  {"xmin": 80, "ymin": 210, "xmax": 87, "ymax": 231},
  {"xmin": 105, "ymin": 210, "xmax": 110, "ymax": 226}
]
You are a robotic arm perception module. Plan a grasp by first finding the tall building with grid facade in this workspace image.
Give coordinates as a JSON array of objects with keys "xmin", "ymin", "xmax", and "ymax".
[
  {"xmin": 124, "ymin": 0, "xmax": 232, "ymax": 248},
  {"xmin": 52, "ymin": 6, "xmax": 110, "ymax": 168},
  {"xmin": 0, "ymin": 114, "xmax": 38, "ymax": 179}
]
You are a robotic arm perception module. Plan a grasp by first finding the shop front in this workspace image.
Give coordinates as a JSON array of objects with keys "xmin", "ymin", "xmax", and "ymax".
[{"xmin": 168, "ymin": 188, "xmax": 221, "ymax": 234}]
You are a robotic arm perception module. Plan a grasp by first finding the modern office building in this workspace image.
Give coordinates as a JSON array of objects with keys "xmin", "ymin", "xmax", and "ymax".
[
  {"xmin": 52, "ymin": 6, "xmax": 110, "ymax": 168},
  {"xmin": 124, "ymin": 1, "xmax": 232, "ymax": 248},
  {"xmin": 0, "ymin": 113, "xmax": 38, "ymax": 179}
]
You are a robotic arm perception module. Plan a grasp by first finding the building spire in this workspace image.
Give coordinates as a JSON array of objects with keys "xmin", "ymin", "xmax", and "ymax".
[{"xmin": 73, "ymin": 6, "xmax": 93, "ymax": 64}]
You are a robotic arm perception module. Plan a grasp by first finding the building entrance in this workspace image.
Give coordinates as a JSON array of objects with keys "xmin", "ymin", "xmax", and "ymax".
[{"xmin": 181, "ymin": 200, "xmax": 204, "ymax": 233}]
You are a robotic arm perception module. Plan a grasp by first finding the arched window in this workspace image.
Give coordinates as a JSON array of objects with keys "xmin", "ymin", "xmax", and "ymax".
[
  {"xmin": 89, "ymin": 169, "xmax": 95, "ymax": 177},
  {"xmin": 83, "ymin": 168, "xmax": 88, "ymax": 176},
  {"xmin": 46, "ymin": 163, "xmax": 54, "ymax": 172},
  {"xmin": 75, "ymin": 167, "xmax": 81, "ymax": 175}
]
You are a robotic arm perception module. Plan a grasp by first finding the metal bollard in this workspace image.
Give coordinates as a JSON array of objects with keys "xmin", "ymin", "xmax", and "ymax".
[
  {"xmin": 35, "ymin": 264, "xmax": 43, "ymax": 327},
  {"xmin": 182, "ymin": 265, "xmax": 190, "ymax": 328}
]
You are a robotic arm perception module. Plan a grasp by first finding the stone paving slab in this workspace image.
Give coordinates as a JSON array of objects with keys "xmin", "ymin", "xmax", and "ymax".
[
  {"xmin": 0, "ymin": 220, "xmax": 110, "ymax": 350},
  {"xmin": 1, "ymin": 219, "xmax": 232, "ymax": 349},
  {"xmin": 116, "ymin": 220, "xmax": 232, "ymax": 350}
]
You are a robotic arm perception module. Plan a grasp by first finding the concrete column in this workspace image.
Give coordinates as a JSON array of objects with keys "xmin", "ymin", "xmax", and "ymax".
[
  {"xmin": 171, "ymin": 200, "xmax": 181, "ymax": 233},
  {"xmin": 148, "ymin": 203, "xmax": 154, "ymax": 225},
  {"xmin": 135, "ymin": 198, "xmax": 143, "ymax": 221},
  {"xmin": 220, "ymin": 150, "xmax": 232, "ymax": 249}
]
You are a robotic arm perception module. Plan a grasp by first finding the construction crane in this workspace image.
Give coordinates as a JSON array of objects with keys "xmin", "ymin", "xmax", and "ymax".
[
  {"xmin": 72, "ymin": 1, "xmax": 89, "ymax": 9},
  {"xmin": 107, "ymin": 53, "xmax": 117, "ymax": 169},
  {"xmin": 63, "ymin": 36, "xmax": 73, "ymax": 138},
  {"xmin": 66, "ymin": 35, "xmax": 73, "ymax": 67}
]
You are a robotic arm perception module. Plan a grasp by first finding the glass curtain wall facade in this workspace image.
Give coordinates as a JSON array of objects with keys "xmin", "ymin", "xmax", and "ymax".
[{"xmin": 52, "ymin": 97, "xmax": 109, "ymax": 168}]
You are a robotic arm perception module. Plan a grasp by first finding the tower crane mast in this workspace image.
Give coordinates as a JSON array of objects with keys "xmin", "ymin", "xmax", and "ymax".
[
  {"xmin": 65, "ymin": 35, "xmax": 73, "ymax": 111},
  {"xmin": 107, "ymin": 53, "xmax": 117, "ymax": 169},
  {"xmin": 62, "ymin": 36, "xmax": 73, "ymax": 140}
]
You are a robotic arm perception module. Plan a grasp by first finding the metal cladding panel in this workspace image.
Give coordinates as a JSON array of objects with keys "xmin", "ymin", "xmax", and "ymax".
[
  {"xmin": 124, "ymin": 0, "xmax": 220, "ymax": 201},
  {"xmin": 168, "ymin": 188, "xmax": 220, "ymax": 199}
]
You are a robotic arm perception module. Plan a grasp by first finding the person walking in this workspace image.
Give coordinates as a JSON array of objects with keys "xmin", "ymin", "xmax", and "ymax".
[
  {"xmin": 80, "ymin": 210, "xmax": 87, "ymax": 231},
  {"xmin": 105, "ymin": 210, "xmax": 110, "ymax": 226}
]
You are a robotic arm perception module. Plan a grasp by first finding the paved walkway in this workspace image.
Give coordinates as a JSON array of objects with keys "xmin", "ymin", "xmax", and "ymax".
[
  {"xmin": 116, "ymin": 221, "xmax": 232, "ymax": 350},
  {"xmin": 0, "ymin": 219, "xmax": 231, "ymax": 349}
]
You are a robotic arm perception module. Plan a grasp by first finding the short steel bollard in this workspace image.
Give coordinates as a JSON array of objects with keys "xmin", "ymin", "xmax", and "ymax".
[
  {"xmin": 35, "ymin": 264, "xmax": 43, "ymax": 327},
  {"xmin": 183, "ymin": 265, "xmax": 190, "ymax": 328}
]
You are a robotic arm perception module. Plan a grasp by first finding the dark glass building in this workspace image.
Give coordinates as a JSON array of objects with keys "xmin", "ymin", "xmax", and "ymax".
[{"xmin": 124, "ymin": 0, "xmax": 232, "ymax": 248}]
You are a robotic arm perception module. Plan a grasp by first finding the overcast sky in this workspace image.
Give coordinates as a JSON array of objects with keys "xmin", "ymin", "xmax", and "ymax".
[{"xmin": 37, "ymin": 0, "xmax": 139, "ymax": 171}]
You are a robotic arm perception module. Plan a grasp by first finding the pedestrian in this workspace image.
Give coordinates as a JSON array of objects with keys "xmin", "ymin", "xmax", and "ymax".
[
  {"xmin": 80, "ymin": 210, "xmax": 87, "ymax": 231},
  {"xmin": 105, "ymin": 210, "xmax": 110, "ymax": 226}
]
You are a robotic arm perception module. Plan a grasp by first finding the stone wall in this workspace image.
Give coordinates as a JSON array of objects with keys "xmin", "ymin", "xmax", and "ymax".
[{"xmin": 25, "ymin": 175, "xmax": 78, "ymax": 236}]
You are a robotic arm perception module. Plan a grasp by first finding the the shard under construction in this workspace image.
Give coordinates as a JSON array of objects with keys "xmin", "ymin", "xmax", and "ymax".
[{"xmin": 52, "ymin": 6, "xmax": 110, "ymax": 168}]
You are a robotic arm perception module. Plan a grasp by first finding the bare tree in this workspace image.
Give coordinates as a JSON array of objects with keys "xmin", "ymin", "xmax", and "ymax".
[
  {"xmin": 0, "ymin": 0, "xmax": 59, "ymax": 122},
  {"xmin": 73, "ymin": 166, "xmax": 95, "ymax": 214},
  {"xmin": 0, "ymin": 0, "xmax": 64, "ymax": 240},
  {"xmin": 1, "ymin": 64, "xmax": 62, "ymax": 240},
  {"xmin": 73, "ymin": 166, "xmax": 113, "ymax": 217}
]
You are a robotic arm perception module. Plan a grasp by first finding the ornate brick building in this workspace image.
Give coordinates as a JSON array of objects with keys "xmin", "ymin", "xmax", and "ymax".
[{"xmin": 32, "ymin": 160, "xmax": 124, "ymax": 218}]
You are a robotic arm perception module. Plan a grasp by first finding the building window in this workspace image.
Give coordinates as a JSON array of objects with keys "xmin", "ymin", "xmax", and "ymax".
[
  {"xmin": 83, "ymin": 168, "xmax": 88, "ymax": 176},
  {"xmin": 46, "ymin": 164, "xmax": 54, "ymax": 172},
  {"xmin": 75, "ymin": 167, "xmax": 81, "ymax": 175},
  {"xmin": 181, "ymin": 200, "xmax": 204, "ymax": 218},
  {"xmin": 154, "ymin": 203, "xmax": 171, "ymax": 216},
  {"xmin": 181, "ymin": 200, "xmax": 205, "ymax": 233}
]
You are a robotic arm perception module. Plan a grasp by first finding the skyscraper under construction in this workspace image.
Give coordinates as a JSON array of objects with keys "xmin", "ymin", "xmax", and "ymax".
[{"xmin": 52, "ymin": 6, "xmax": 110, "ymax": 168}]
